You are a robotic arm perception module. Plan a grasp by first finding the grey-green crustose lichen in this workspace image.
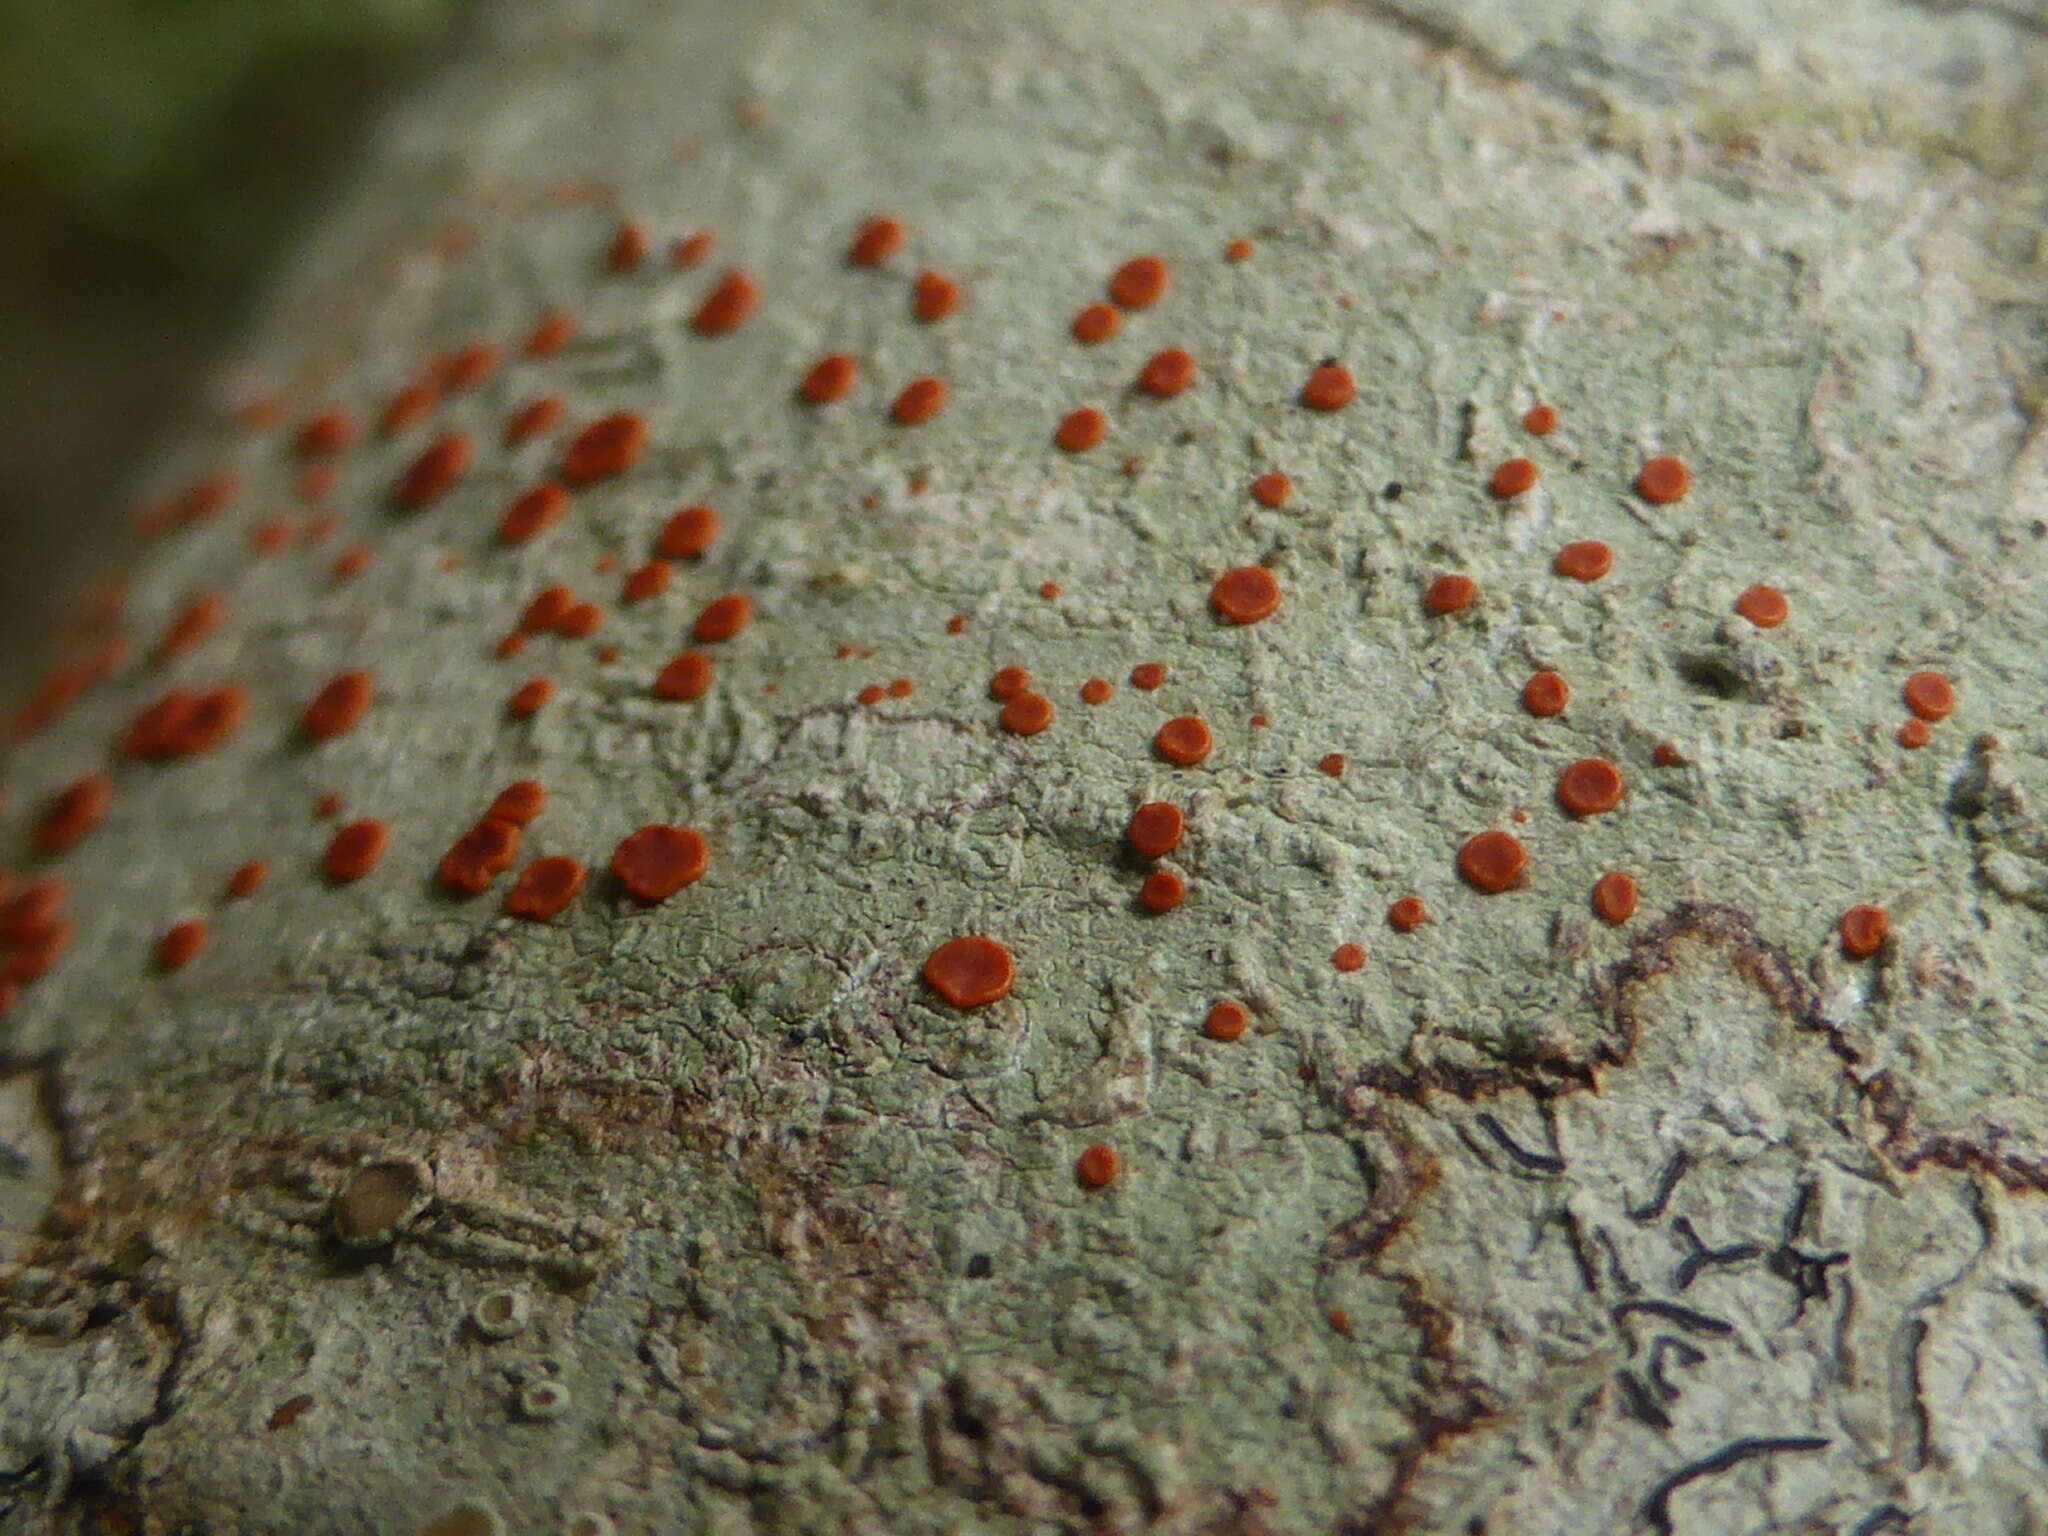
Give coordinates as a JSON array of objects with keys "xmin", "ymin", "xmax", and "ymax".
[{"xmin": 3, "ymin": 0, "xmax": 2048, "ymax": 1530}]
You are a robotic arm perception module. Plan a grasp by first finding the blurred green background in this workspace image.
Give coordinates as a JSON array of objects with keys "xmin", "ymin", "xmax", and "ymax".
[{"xmin": 0, "ymin": 0, "xmax": 462, "ymax": 680}]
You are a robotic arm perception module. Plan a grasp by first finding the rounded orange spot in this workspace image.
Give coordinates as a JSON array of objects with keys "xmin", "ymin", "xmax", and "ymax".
[
  {"xmin": 888, "ymin": 677, "xmax": 914, "ymax": 699},
  {"xmin": 507, "ymin": 857, "xmax": 586, "ymax": 921},
  {"xmin": 485, "ymin": 781, "xmax": 545, "ymax": 827},
  {"xmin": 608, "ymin": 221, "xmax": 650, "ymax": 272},
  {"xmin": 1592, "ymin": 871, "xmax": 1638, "ymax": 926},
  {"xmin": 1426, "ymin": 575, "xmax": 1478, "ymax": 615},
  {"xmin": 32, "ymin": 774, "xmax": 111, "ymax": 860},
  {"xmin": 155, "ymin": 593, "xmax": 227, "ymax": 662},
  {"xmin": 520, "ymin": 585, "xmax": 575, "ymax": 633},
  {"xmin": 647, "ymin": 651, "xmax": 720, "ymax": 704},
  {"xmin": 1637, "ymin": 456, "xmax": 1691, "ymax": 505},
  {"xmin": 1156, "ymin": 716, "xmax": 1213, "ymax": 766},
  {"xmin": 1210, "ymin": 566, "xmax": 1282, "ymax": 625},
  {"xmin": 298, "ymin": 411, "xmax": 357, "ymax": 458},
  {"xmin": 508, "ymin": 677, "xmax": 555, "ymax": 718},
  {"xmin": 557, "ymin": 602, "xmax": 604, "ymax": 639},
  {"xmin": 397, "ymin": 433, "xmax": 474, "ymax": 509},
  {"xmin": 622, "ymin": 561, "xmax": 672, "ymax": 604},
  {"xmin": 1137, "ymin": 349, "xmax": 1197, "ymax": 397},
  {"xmin": 1130, "ymin": 663, "xmax": 1167, "ymax": 691},
  {"xmin": 1523, "ymin": 671, "xmax": 1570, "ymax": 717},
  {"xmin": 1108, "ymin": 255, "xmax": 1169, "ymax": 309},
  {"xmin": 1652, "ymin": 742, "xmax": 1687, "ymax": 769},
  {"xmin": 1319, "ymin": 753, "xmax": 1347, "ymax": 777},
  {"xmin": 1523, "ymin": 405, "xmax": 1558, "ymax": 436},
  {"xmin": 1126, "ymin": 802, "xmax": 1184, "ymax": 859},
  {"xmin": 1898, "ymin": 717, "xmax": 1932, "ymax": 750},
  {"xmin": 524, "ymin": 312, "xmax": 577, "ymax": 359},
  {"xmin": 443, "ymin": 342, "xmax": 499, "ymax": 393},
  {"xmin": 1075, "ymin": 1143, "xmax": 1121, "ymax": 1189},
  {"xmin": 1332, "ymin": 943, "xmax": 1367, "ymax": 973},
  {"xmin": 856, "ymin": 684, "xmax": 886, "ymax": 707},
  {"xmin": 1205, "ymin": 1001, "xmax": 1249, "ymax": 1040},
  {"xmin": 1491, "ymin": 459, "xmax": 1539, "ymax": 499},
  {"xmin": 1056, "ymin": 407, "xmax": 1108, "ymax": 453},
  {"xmin": 224, "ymin": 861, "xmax": 268, "ymax": 900},
  {"xmin": 924, "ymin": 936, "xmax": 1014, "ymax": 1009},
  {"xmin": 156, "ymin": 920, "xmax": 208, "ymax": 973},
  {"xmin": 892, "ymin": 377, "xmax": 949, "ymax": 426},
  {"xmin": 1140, "ymin": 870, "xmax": 1186, "ymax": 912},
  {"xmin": 1081, "ymin": 678, "xmax": 1114, "ymax": 706},
  {"xmin": 658, "ymin": 505, "xmax": 721, "ymax": 559},
  {"xmin": 499, "ymin": 483, "xmax": 569, "ymax": 546},
  {"xmin": 612, "ymin": 825, "xmax": 710, "ymax": 901},
  {"xmin": 989, "ymin": 667, "xmax": 1031, "ymax": 701},
  {"xmin": 670, "ymin": 231, "xmax": 715, "ymax": 268},
  {"xmin": 693, "ymin": 593, "xmax": 754, "ymax": 643},
  {"xmin": 946, "ymin": 614, "xmax": 968, "ymax": 635},
  {"xmin": 1001, "ymin": 692, "xmax": 1055, "ymax": 736},
  {"xmin": 801, "ymin": 353, "xmax": 858, "ymax": 404},
  {"xmin": 380, "ymin": 382, "xmax": 438, "ymax": 438},
  {"xmin": 506, "ymin": 397, "xmax": 565, "ymax": 447},
  {"xmin": 848, "ymin": 216, "xmax": 907, "ymax": 267},
  {"xmin": 303, "ymin": 670, "xmax": 373, "ymax": 741},
  {"xmin": 332, "ymin": 546, "xmax": 374, "ymax": 585},
  {"xmin": 1458, "ymin": 830, "xmax": 1527, "ymax": 893},
  {"xmin": 1302, "ymin": 365, "xmax": 1356, "ymax": 412},
  {"xmin": 1557, "ymin": 758, "xmax": 1625, "ymax": 817},
  {"xmin": 1735, "ymin": 585, "xmax": 1789, "ymax": 628},
  {"xmin": 250, "ymin": 519, "xmax": 293, "ymax": 558},
  {"xmin": 913, "ymin": 269, "xmax": 962, "ymax": 321},
  {"xmin": 1252, "ymin": 472, "xmax": 1292, "ymax": 507},
  {"xmin": 1039, "ymin": 581, "xmax": 1062, "ymax": 601},
  {"xmin": 1554, "ymin": 541, "xmax": 1613, "ymax": 582},
  {"xmin": 324, "ymin": 820, "xmax": 390, "ymax": 884},
  {"xmin": 1072, "ymin": 303, "xmax": 1121, "ymax": 345},
  {"xmin": 563, "ymin": 413, "xmax": 648, "ymax": 483},
  {"xmin": 439, "ymin": 818, "xmax": 523, "ymax": 896},
  {"xmin": 693, "ymin": 269, "xmax": 759, "ymax": 334},
  {"xmin": 1388, "ymin": 897, "xmax": 1428, "ymax": 932},
  {"xmin": 1839, "ymin": 905, "xmax": 1889, "ymax": 960},
  {"xmin": 1224, "ymin": 239, "xmax": 1255, "ymax": 263},
  {"xmin": 315, "ymin": 792, "xmax": 344, "ymax": 821},
  {"xmin": 1903, "ymin": 671, "xmax": 1955, "ymax": 722}
]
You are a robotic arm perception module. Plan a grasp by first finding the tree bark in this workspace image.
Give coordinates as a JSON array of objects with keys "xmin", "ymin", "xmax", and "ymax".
[{"xmin": 3, "ymin": 0, "xmax": 2046, "ymax": 1531}]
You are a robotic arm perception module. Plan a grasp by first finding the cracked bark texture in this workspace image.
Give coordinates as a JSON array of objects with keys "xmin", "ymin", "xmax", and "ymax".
[{"xmin": 3, "ymin": 0, "xmax": 2047, "ymax": 1530}]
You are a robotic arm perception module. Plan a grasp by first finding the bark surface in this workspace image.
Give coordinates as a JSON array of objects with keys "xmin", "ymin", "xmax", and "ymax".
[{"xmin": 2, "ymin": 0, "xmax": 2047, "ymax": 1531}]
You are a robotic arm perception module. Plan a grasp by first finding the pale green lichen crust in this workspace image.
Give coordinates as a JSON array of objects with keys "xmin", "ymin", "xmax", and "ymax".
[{"xmin": 2, "ymin": 0, "xmax": 2047, "ymax": 1531}]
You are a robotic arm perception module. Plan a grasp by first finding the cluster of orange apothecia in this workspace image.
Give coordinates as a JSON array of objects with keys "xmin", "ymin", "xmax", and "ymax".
[{"xmin": 2, "ymin": 220, "xmax": 1954, "ymax": 1200}]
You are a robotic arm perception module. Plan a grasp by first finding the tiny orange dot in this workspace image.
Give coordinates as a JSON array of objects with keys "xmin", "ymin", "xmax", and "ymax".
[
  {"xmin": 1554, "ymin": 541, "xmax": 1613, "ymax": 583},
  {"xmin": 1252, "ymin": 472, "xmax": 1292, "ymax": 507},
  {"xmin": 156, "ymin": 920, "xmax": 209, "ymax": 973},
  {"xmin": 1332, "ymin": 943, "xmax": 1367, "ymax": 974},
  {"xmin": 1426, "ymin": 575, "xmax": 1478, "ymax": 615},
  {"xmin": 1138, "ymin": 349, "xmax": 1197, "ymax": 398},
  {"xmin": 913, "ymin": 269, "xmax": 963, "ymax": 322},
  {"xmin": 1001, "ymin": 692, "xmax": 1055, "ymax": 736},
  {"xmin": 1491, "ymin": 459, "xmax": 1539, "ymax": 499},
  {"xmin": 1523, "ymin": 405, "xmax": 1558, "ymax": 436},
  {"xmin": 1211, "ymin": 566, "xmax": 1282, "ymax": 625},
  {"xmin": 1140, "ymin": 870, "xmax": 1186, "ymax": 912},
  {"xmin": 1458, "ymin": 831, "xmax": 1527, "ymax": 894},
  {"xmin": 1156, "ymin": 716, "xmax": 1213, "ymax": 766},
  {"xmin": 1056, "ymin": 408, "xmax": 1108, "ymax": 453},
  {"xmin": 1898, "ymin": 718, "xmax": 1931, "ymax": 749},
  {"xmin": 1224, "ymin": 239, "xmax": 1255, "ymax": 264},
  {"xmin": 1839, "ymin": 905, "xmax": 1889, "ymax": 960},
  {"xmin": 1902, "ymin": 671, "xmax": 1955, "ymax": 722},
  {"xmin": 1130, "ymin": 662, "xmax": 1167, "ymax": 691},
  {"xmin": 892, "ymin": 377, "xmax": 949, "ymax": 426},
  {"xmin": 924, "ymin": 935, "xmax": 1015, "ymax": 1009},
  {"xmin": 1072, "ymin": 304, "xmax": 1122, "ymax": 345},
  {"xmin": 508, "ymin": 677, "xmax": 555, "ymax": 718},
  {"xmin": 1127, "ymin": 802, "xmax": 1185, "ymax": 859},
  {"xmin": 1592, "ymin": 871, "xmax": 1638, "ymax": 926},
  {"xmin": 1557, "ymin": 759, "xmax": 1626, "ymax": 817},
  {"xmin": 1302, "ymin": 365, "xmax": 1356, "ymax": 412},
  {"xmin": 694, "ymin": 593, "xmax": 754, "ymax": 643},
  {"xmin": 1388, "ymin": 897, "xmax": 1428, "ymax": 932},
  {"xmin": 990, "ymin": 668, "xmax": 1031, "ymax": 701},
  {"xmin": 1735, "ymin": 586, "xmax": 1789, "ymax": 628},
  {"xmin": 1205, "ymin": 1001, "xmax": 1249, "ymax": 1040},
  {"xmin": 1108, "ymin": 255, "xmax": 1169, "ymax": 309},
  {"xmin": 1523, "ymin": 672, "xmax": 1570, "ymax": 717},
  {"xmin": 857, "ymin": 684, "xmax": 886, "ymax": 707},
  {"xmin": 658, "ymin": 505, "xmax": 721, "ymax": 560},
  {"xmin": 1637, "ymin": 456, "xmax": 1691, "ymax": 505},
  {"xmin": 1081, "ymin": 679, "xmax": 1113, "ymax": 705},
  {"xmin": 654, "ymin": 652, "xmax": 714, "ymax": 702},
  {"xmin": 848, "ymin": 216, "xmax": 907, "ymax": 267},
  {"xmin": 1319, "ymin": 753, "xmax": 1346, "ymax": 777},
  {"xmin": 693, "ymin": 268, "xmax": 760, "ymax": 334},
  {"xmin": 1076, "ymin": 1143, "xmax": 1121, "ymax": 1189},
  {"xmin": 802, "ymin": 354, "xmax": 859, "ymax": 404}
]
